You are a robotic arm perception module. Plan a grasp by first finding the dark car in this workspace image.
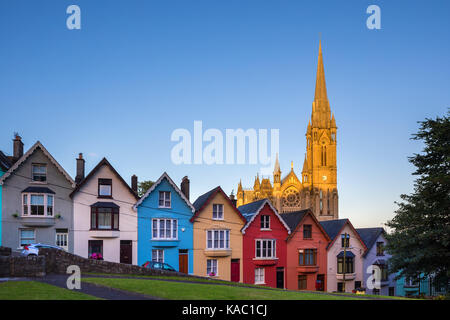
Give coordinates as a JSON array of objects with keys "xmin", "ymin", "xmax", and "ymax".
[{"xmin": 142, "ymin": 261, "xmax": 176, "ymax": 271}]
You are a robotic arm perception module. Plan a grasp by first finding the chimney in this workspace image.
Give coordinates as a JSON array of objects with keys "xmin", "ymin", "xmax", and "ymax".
[
  {"xmin": 180, "ymin": 176, "xmax": 190, "ymax": 200},
  {"xmin": 131, "ymin": 175, "xmax": 138, "ymax": 195},
  {"xmin": 13, "ymin": 134, "xmax": 24, "ymax": 161},
  {"xmin": 229, "ymin": 192, "xmax": 237, "ymax": 208},
  {"xmin": 75, "ymin": 153, "xmax": 85, "ymax": 184}
]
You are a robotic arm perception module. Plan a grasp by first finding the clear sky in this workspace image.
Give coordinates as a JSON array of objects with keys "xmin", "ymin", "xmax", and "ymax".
[{"xmin": 0, "ymin": 1, "xmax": 449, "ymax": 228}]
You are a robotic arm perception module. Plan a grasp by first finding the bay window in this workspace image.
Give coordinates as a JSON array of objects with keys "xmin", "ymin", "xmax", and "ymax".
[
  {"xmin": 206, "ymin": 230, "xmax": 230, "ymax": 249},
  {"xmin": 91, "ymin": 206, "xmax": 119, "ymax": 230},
  {"xmin": 22, "ymin": 193, "xmax": 54, "ymax": 217},
  {"xmin": 298, "ymin": 249, "xmax": 317, "ymax": 266},
  {"xmin": 255, "ymin": 239, "xmax": 276, "ymax": 258},
  {"xmin": 152, "ymin": 218, "xmax": 177, "ymax": 240},
  {"xmin": 337, "ymin": 257, "xmax": 354, "ymax": 274}
]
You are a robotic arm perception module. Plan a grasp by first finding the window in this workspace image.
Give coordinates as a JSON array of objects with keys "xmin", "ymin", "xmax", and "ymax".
[
  {"xmin": 88, "ymin": 240, "xmax": 103, "ymax": 257},
  {"xmin": 55, "ymin": 229, "xmax": 68, "ymax": 251},
  {"xmin": 152, "ymin": 249, "xmax": 164, "ymax": 263},
  {"xmin": 337, "ymin": 257, "xmax": 354, "ymax": 274},
  {"xmin": 152, "ymin": 219, "xmax": 178, "ymax": 240},
  {"xmin": 298, "ymin": 249, "xmax": 317, "ymax": 266},
  {"xmin": 321, "ymin": 145, "xmax": 327, "ymax": 166},
  {"xmin": 213, "ymin": 204, "xmax": 224, "ymax": 220},
  {"xmin": 303, "ymin": 224, "xmax": 312, "ymax": 239},
  {"xmin": 260, "ymin": 215, "xmax": 270, "ymax": 229},
  {"xmin": 378, "ymin": 264, "xmax": 388, "ymax": 281},
  {"xmin": 373, "ymin": 288, "xmax": 380, "ymax": 295},
  {"xmin": 376, "ymin": 242, "xmax": 385, "ymax": 256},
  {"xmin": 207, "ymin": 230, "xmax": 230, "ymax": 249},
  {"xmin": 98, "ymin": 179, "xmax": 112, "ymax": 197},
  {"xmin": 20, "ymin": 229, "xmax": 35, "ymax": 247},
  {"xmin": 159, "ymin": 191, "xmax": 171, "ymax": 208},
  {"xmin": 91, "ymin": 207, "xmax": 119, "ymax": 230},
  {"xmin": 341, "ymin": 234, "xmax": 350, "ymax": 248},
  {"xmin": 354, "ymin": 281, "xmax": 362, "ymax": 290},
  {"xmin": 319, "ymin": 190, "xmax": 323, "ymax": 214},
  {"xmin": 255, "ymin": 268, "xmax": 265, "ymax": 284},
  {"xmin": 298, "ymin": 275, "xmax": 307, "ymax": 290},
  {"xmin": 22, "ymin": 193, "xmax": 54, "ymax": 217},
  {"xmin": 255, "ymin": 239, "xmax": 276, "ymax": 258},
  {"xmin": 32, "ymin": 164, "xmax": 46, "ymax": 182},
  {"xmin": 207, "ymin": 259, "xmax": 218, "ymax": 276}
]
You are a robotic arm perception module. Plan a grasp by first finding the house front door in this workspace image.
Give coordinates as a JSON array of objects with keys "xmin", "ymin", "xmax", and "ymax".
[
  {"xmin": 276, "ymin": 268, "xmax": 284, "ymax": 289},
  {"xmin": 316, "ymin": 274, "xmax": 325, "ymax": 291},
  {"xmin": 179, "ymin": 249, "xmax": 188, "ymax": 273},
  {"xmin": 120, "ymin": 240, "xmax": 132, "ymax": 264},
  {"xmin": 231, "ymin": 259, "xmax": 240, "ymax": 282}
]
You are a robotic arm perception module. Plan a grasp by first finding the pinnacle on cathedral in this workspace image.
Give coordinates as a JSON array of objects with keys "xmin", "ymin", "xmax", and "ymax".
[{"xmin": 236, "ymin": 40, "xmax": 339, "ymax": 221}]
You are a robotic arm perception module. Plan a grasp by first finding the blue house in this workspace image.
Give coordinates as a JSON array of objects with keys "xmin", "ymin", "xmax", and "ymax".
[
  {"xmin": 134, "ymin": 172, "xmax": 195, "ymax": 273},
  {"xmin": 396, "ymin": 273, "xmax": 448, "ymax": 297},
  {"xmin": 357, "ymin": 227, "xmax": 396, "ymax": 296}
]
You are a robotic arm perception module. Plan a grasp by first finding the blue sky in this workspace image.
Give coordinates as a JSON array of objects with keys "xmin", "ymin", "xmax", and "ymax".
[{"xmin": 0, "ymin": 1, "xmax": 448, "ymax": 228}]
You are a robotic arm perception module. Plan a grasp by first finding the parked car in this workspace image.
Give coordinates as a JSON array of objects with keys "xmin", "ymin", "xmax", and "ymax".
[
  {"xmin": 21, "ymin": 243, "xmax": 64, "ymax": 257},
  {"xmin": 142, "ymin": 261, "xmax": 176, "ymax": 271}
]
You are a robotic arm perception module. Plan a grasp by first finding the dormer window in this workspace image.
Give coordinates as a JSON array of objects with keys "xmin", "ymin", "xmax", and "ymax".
[
  {"xmin": 260, "ymin": 215, "xmax": 270, "ymax": 230},
  {"xmin": 212, "ymin": 204, "xmax": 224, "ymax": 220},
  {"xmin": 32, "ymin": 164, "xmax": 47, "ymax": 182},
  {"xmin": 98, "ymin": 179, "xmax": 112, "ymax": 197},
  {"xmin": 159, "ymin": 191, "xmax": 171, "ymax": 208}
]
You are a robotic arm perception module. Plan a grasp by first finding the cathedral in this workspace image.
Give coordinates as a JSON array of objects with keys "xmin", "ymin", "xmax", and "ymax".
[{"xmin": 236, "ymin": 41, "xmax": 339, "ymax": 221}]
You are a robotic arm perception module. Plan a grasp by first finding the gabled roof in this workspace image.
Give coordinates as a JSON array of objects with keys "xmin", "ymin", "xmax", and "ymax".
[
  {"xmin": 133, "ymin": 172, "xmax": 194, "ymax": 212},
  {"xmin": 190, "ymin": 186, "xmax": 247, "ymax": 223},
  {"xmin": 238, "ymin": 198, "xmax": 291, "ymax": 234},
  {"xmin": 320, "ymin": 219, "xmax": 368, "ymax": 251},
  {"xmin": 0, "ymin": 141, "xmax": 75, "ymax": 187},
  {"xmin": 281, "ymin": 209, "xmax": 331, "ymax": 242},
  {"xmin": 0, "ymin": 151, "xmax": 12, "ymax": 172},
  {"xmin": 70, "ymin": 157, "xmax": 139, "ymax": 201},
  {"xmin": 356, "ymin": 227, "xmax": 385, "ymax": 254}
]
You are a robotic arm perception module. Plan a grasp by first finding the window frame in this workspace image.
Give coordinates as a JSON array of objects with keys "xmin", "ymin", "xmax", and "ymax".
[
  {"xmin": 260, "ymin": 215, "xmax": 270, "ymax": 230},
  {"xmin": 158, "ymin": 191, "xmax": 171, "ymax": 208},
  {"xmin": 22, "ymin": 193, "xmax": 54, "ymax": 217},
  {"xmin": 98, "ymin": 178, "xmax": 112, "ymax": 198},
  {"xmin": 212, "ymin": 204, "xmax": 224, "ymax": 220},
  {"xmin": 255, "ymin": 267, "xmax": 265, "ymax": 284},
  {"xmin": 152, "ymin": 218, "xmax": 178, "ymax": 240},
  {"xmin": 341, "ymin": 234, "xmax": 350, "ymax": 248},
  {"xmin": 207, "ymin": 259, "xmax": 218, "ymax": 276},
  {"xmin": 376, "ymin": 242, "xmax": 385, "ymax": 256},
  {"xmin": 206, "ymin": 230, "xmax": 230, "ymax": 250},
  {"xmin": 90, "ymin": 206, "xmax": 120, "ymax": 231},
  {"xmin": 31, "ymin": 163, "xmax": 47, "ymax": 182},
  {"xmin": 152, "ymin": 249, "xmax": 164, "ymax": 263},
  {"xmin": 337, "ymin": 256, "xmax": 354, "ymax": 274},
  {"xmin": 55, "ymin": 230, "xmax": 68, "ymax": 251},
  {"xmin": 303, "ymin": 224, "xmax": 312, "ymax": 239},
  {"xmin": 255, "ymin": 239, "xmax": 276, "ymax": 259},
  {"xmin": 19, "ymin": 228, "xmax": 36, "ymax": 248},
  {"xmin": 298, "ymin": 248, "xmax": 317, "ymax": 266}
]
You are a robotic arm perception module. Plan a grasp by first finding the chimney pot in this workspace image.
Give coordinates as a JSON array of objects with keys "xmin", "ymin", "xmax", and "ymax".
[
  {"xmin": 75, "ymin": 153, "xmax": 85, "ymax": 184},
  {"xmin": 13, "ymin": 134, "xmax": 24, "ymax": 160}
]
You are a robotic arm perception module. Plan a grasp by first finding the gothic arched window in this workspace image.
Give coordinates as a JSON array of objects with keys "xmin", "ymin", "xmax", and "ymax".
[{"xmin": 321, "ymin": 145, "xmax": 327, "ymax": 166}]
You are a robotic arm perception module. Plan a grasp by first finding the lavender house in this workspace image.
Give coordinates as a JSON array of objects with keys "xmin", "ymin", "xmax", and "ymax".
[{"xmin": 357, "ymin": 227, "xmax": 396, "ymax": 296}]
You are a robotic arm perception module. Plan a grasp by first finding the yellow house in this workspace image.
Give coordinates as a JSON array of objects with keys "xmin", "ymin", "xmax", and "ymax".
[{"xmin": 191, "ymin": 186, "xmax": 246, "ymax": 282}]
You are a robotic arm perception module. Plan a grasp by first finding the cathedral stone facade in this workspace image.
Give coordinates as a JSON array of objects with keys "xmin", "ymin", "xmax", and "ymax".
[{"xmin": 236, "ymin": 41, "xmax": 338, "ymax": 221}]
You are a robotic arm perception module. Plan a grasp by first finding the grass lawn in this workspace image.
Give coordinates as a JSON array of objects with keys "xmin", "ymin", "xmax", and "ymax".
[
  {"xmin": 83, "ymin": 277, "xmax": 360, "ymax": 300},
  {"xmin": 0, "ymin": 281, "xmax": 100, "ymax": 300}
]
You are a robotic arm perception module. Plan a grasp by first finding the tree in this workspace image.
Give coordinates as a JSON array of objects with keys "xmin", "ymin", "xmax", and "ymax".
[
  {"xmin": 138, "ymin": 180, "xmax": 154, "ymax": 197},
  {"xmin": 385, "ymin": 110, "xmax": 450, "ymax": 284}
]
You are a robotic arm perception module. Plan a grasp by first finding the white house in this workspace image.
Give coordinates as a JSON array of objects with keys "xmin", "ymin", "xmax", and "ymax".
[
  {"xmin": 320, "ymin": 219, "xmax": 368, "ymax": 293},
  {"xmin": 70, "ymin": 155, "xmax": 139, "ymax": 264}
]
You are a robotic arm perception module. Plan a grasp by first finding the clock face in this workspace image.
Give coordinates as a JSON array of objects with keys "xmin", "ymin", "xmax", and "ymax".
[{"xmin": 322, "ymin": 175, "xmax": 327, "ymax": 181}]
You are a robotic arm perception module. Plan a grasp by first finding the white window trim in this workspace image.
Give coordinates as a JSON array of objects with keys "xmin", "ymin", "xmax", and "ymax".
[
  {"xmin": 22, "ymin": 193, "xmax": 54, "ymax": 218},
  {"xmin": 255, "ymin": 267, "xmax": 265, "ymax": 284},
  {"xmin": 206, "ymin": 229, "xmax": 230, "ymax": 250},
  {"xmin": 55, "ymin": 232, "xmax": 68, "ymax": 251},
  {"xmin": 152, "ymin": 218, "xmax": 178, "ymax": 240},
  {"xmin": 260, "ymin": 215, "xmax": 271, "ymax": 230},
  {"xmin": 19, "ymin": 228, "xmax": 36, "ymax": 248},
  {"xmin": 212, "ymin": 204, "xmax": 224, "ymax": 220},
  {"xmin": 207, "ymin": 259, "xmax": 218, "ymax": 277},
  {"xmin": 254, "ymin": 239, "xmax": 277, "ymax": 259},
  {"xmin": 158, "ymin": 191, "xmax": 171, "ymax": 208},
  {"xmin": 31, "ymin": 164, "xmax": 47, "ymax": 183},
  {"xmin": 152, "ymin": 249, "xmax": 164, "ymax": 263}
]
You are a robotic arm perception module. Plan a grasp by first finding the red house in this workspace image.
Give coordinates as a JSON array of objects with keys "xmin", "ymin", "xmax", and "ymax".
[
  {"xmin": 281, "ymin": 210, "xmax": 331, "ymax": 291},
  {"xmin": 238, "ymin": 199, "xmax": 291, "ymax": 289}
]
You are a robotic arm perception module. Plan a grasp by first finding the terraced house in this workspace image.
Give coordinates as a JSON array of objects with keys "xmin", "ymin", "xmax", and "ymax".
[
  {"xmin": 320, "ymin": 219, "xmax": 367, "ymax": 293},
  {"xmin": 191, "ymin": 186, "xmax": 246, "ymax": 281},
  {"xmin": 238, "ymin": 199, "xmax": 290, "ymax": 288},
  {"xmin": 136, "ymin": 172, "xmax": 194, "ymax": 273},
  {"xmin": 70, "ymin": 156, "xmax": 139, "ymax": 264},
  {"xmin": 0, "ymin": 136, "xmax": 75, "ymax": 252}
]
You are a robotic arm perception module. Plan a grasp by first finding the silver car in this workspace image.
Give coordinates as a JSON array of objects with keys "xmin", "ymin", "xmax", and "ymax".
[{"xmin": 20, "ymin": 243, "xmax": 64, "ymax": 257}]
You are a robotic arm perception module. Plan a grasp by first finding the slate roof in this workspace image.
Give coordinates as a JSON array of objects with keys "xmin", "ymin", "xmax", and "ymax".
[
  {"xmin": 356, "ymin": 227, "xmax": 385, "ymax": 252},
  {"xmin": 192, "ymin": 187, "xmax": 221, "ymax": 212},
  {"xmin": 320, "ymin": 219, "xmax": 349, "ymax": 241},
  {"xmin": 237, "ymin": 199, "xmax": 268, "ymax": 222},
  {"xmin": 280, "ymin": 210, "xmax": 310, "ymax": 232},
  {"xmin": 337, "ymin": 251, "xmax": 355, "ymax": 258},
  {"xmin": 91, "ymin": 201, "xmax": 120, "ymax": 208},
  {"xmin": 0, "ymin": 151, "xmax": 11, "ymax": 172},
  {"xmin": 22, "ymin": 186, "xmax": 55, "ymax": 194}
]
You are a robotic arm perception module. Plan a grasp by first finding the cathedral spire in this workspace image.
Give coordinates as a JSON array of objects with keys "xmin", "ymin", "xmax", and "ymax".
[
  {"xmin": 273, "ymin": 153, "xmax": 280, "ymax": 174},
  {"xmin": 314, "ymin": 40, "xmax": 328, "ymax": 102}
]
